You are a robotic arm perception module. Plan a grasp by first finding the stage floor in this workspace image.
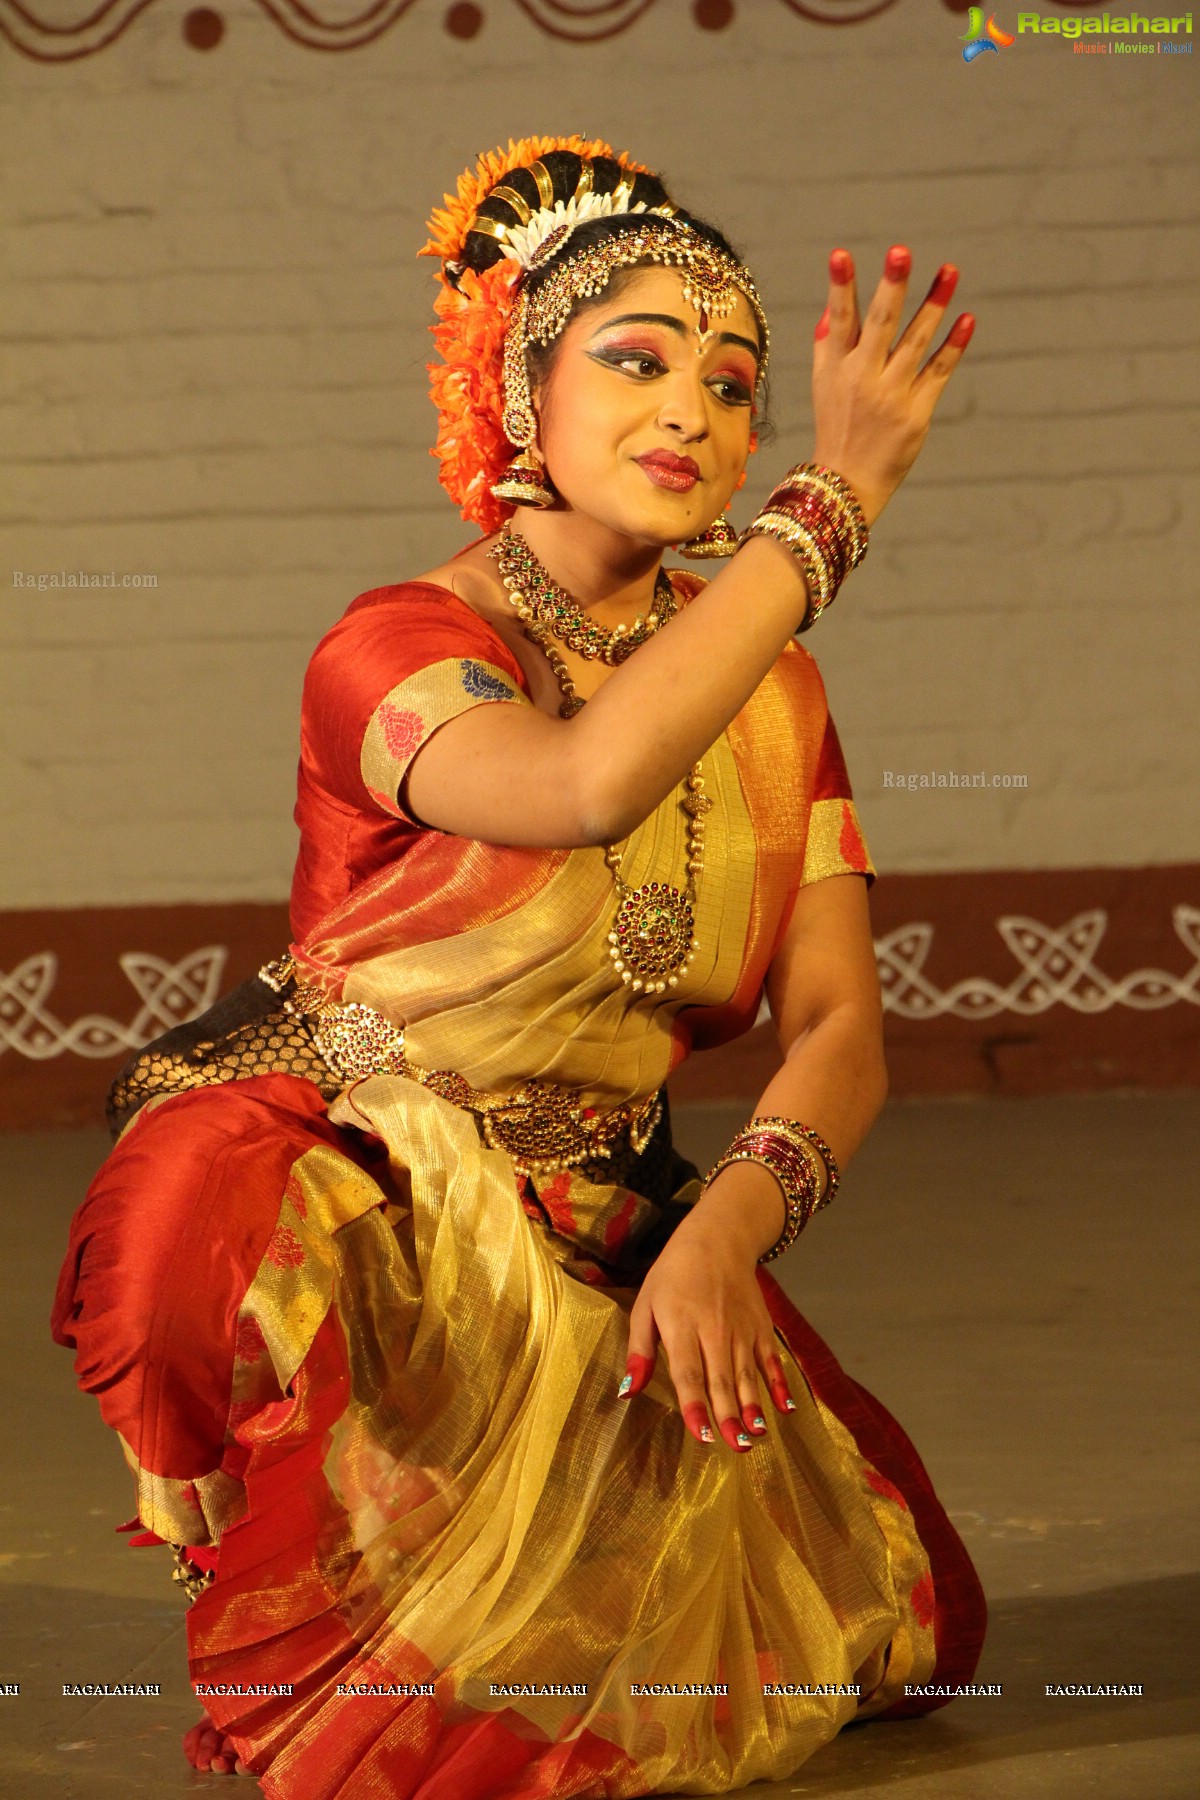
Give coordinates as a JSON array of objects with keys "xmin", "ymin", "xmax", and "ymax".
[{"xmin": 2, "ymin": 1092, "xmax": 1196, "ymax": 1798}]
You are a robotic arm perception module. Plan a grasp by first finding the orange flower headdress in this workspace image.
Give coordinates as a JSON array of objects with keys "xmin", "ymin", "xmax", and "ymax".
[{"xmin": 420, "ymin": 136, "xmax": 767, "ymax": 533}]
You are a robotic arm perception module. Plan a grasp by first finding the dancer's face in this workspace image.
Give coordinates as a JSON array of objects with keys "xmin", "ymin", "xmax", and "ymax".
[{"xmin": 533, "ymin": 265, "xmax": 761, "ymax": 547}]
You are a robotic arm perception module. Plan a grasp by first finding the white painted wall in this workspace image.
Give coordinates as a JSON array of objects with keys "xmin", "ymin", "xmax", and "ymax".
[{"xmin": 2, "ymin": 2, "xmax": 1195, "ymax": 905}]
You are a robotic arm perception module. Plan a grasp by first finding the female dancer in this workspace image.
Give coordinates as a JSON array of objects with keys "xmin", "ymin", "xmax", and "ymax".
[{"xmin": 53, "ymin": 136, "xmax": 984, "ymax": 1795}]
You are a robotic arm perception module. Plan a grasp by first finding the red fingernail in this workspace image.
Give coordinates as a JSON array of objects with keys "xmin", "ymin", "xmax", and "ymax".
[
  {"xmin": 814, "ymin": 304, "xmax": 830, "ymax": 341},
  {"xmin": 742, "ymin": 1403, "xmax": 768, "ymax": 1436},
  {"xmin": 618, "ymin": 1353, "xmax": 654, "ymax": 1398},
  {"xmin": 926, "ymin": 263, "xmax": 958, "ymax": 307},
  {"xmin": 948, "ymin": 313, "xmax": 975, "ymax": 348},
  {"xmin": 829, "ymin": 248, "xmax": 853, "ymax": 286},
  {"xmin": 885, "ymin": 245, "xmax": 911, "ymax": 281},
  {"xmin": 770, "ymin": 1379, "xmax": 796, "ymax": 1413},
  {"xmin": 719, "ymin": 1418, "xmax": 752, "ymax": 1452},
  {"xmin": 683, "ymin": 1401, "xmax": 715, "ymax": 1444}
]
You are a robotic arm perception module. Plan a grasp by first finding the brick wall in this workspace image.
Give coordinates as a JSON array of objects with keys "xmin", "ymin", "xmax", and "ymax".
[{"xmin": 2, "ymin": 2, "xmax": 1196, "ymax": 909}]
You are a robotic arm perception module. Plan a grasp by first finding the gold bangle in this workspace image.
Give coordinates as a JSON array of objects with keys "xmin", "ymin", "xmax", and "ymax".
[
  {"xmin": 779, "ymin": 463, "xmax": 869, "ymax": 553},
  {"xmin": 740, "ymin": 464, "xmax": 868, "ymax": 630},
  {"xmin": 705, "ymin": 1122, "xmax": 832, "ymax": 1262},
  {"xmin": 705, "ymin": 1116, "xmax": 840, "ymax": 1261},
  {"xmin": 752, "ymin": 1115, "xmax": 840, "ymax": 1208},
  {"xmin": 742, "ymin": 512, "xmax": 836, "ymax": 627}
]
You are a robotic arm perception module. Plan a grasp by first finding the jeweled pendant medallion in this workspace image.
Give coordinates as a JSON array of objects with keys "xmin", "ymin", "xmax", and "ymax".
[{"xmin": 607, "ymin": 880, "xmax": 699, "ymax": 995}]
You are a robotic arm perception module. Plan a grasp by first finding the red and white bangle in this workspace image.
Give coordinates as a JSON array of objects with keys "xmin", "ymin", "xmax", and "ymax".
[
  {"xmin": 740, "ymin": 463, "xmax": 869, "ymax": 631},
  {"xmin": 705, "ymin": 1115, "xmax": 841, "ymax": 1263}
]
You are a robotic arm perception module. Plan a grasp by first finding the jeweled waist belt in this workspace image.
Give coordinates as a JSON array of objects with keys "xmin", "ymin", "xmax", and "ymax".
[{"xmin": 260, "ymin": 957, "xmax": 661, "ymax": 1178}]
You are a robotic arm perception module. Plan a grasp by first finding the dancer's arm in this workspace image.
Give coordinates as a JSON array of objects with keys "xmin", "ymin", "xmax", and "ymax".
[
  {"xmin": 619, "ymin": 874, "xmax": 887, "ymax": 1451},
  {"xmin": 405, "ymin": 253, "xmax": 974, "ymax": 847},
  {"xmin": 692, "ymin": 872, "xmax": 887, "ymax": 1261}
]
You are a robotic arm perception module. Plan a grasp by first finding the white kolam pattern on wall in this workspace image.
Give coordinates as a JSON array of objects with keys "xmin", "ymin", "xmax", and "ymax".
[
  {"xmin": 0, "ymin": 948, "xmax": 228, "ymax": 1059},
  {"xmin": 874, "ymin": 905, "xmax": 1200, "ymax": 1019}
]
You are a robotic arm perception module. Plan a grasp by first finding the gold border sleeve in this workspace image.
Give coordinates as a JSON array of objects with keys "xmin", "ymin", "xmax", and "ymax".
[
  {"xmin": 801, "ymin": 796, "xmax": 876, "ymax": 888},
  {"xmin": 360, "ymin": 656, "xmax": 527, "ymax": 819}
]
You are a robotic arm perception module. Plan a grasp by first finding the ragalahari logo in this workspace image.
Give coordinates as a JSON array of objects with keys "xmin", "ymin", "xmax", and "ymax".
[{"xmin": 960, "ymin": 7, "xmax": 1017, "ymax": 60}]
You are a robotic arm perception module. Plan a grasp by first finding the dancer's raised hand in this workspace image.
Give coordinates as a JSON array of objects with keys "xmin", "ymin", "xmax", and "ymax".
[{"xmin": 811, "ymin": 245, "xmax": 974, "ymax": 527}]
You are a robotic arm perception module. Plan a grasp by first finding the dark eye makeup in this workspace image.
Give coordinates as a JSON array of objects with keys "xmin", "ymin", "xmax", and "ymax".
[
  {"xmin": 588, "ymin": 344, "xmax": 667, "ymax": 378},
  {"xmin": 586, "ymin": 341, "xmax": 754, "ymax": 406},
  {"xmin": 707, "ymin": 370, "xmax": 755, "ymax": 406}
]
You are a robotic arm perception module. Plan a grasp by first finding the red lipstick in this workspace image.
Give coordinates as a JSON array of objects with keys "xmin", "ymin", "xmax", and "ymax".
[{"xmin": 636, "ymin": 451, "xmax": 701, "ymax": 492}]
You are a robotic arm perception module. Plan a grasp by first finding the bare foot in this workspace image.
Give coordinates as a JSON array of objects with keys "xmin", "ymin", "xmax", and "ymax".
[{"xmin": 183, "ymin": 1711, "xmax": 255, "ymax": 1776}]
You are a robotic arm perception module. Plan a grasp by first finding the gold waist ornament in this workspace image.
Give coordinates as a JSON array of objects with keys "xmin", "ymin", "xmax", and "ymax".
[{"xmin": 262, "ymin": 958, "xmax": 661, "ymax": 1178}]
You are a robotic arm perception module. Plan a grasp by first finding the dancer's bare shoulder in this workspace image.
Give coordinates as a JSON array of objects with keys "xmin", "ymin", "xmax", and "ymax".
[
  {"xmin": 412, "ymin": 534, "xmax": 555, "ymax": 705},
  {"xmin": 412, "ymin": 536, "xmax": 509, "ymax": 633}
]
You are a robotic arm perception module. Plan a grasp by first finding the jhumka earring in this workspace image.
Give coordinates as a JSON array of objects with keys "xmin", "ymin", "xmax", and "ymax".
[
  {"xmin": 492, "ymin": 289, "xmax": 556, "ymax": 508},
  {"xmin": 677, "ymin": 509, "xmax": 738, "ymax": 559},
  {"xmin": 491, "ymin": 446, "xmax": 555, "ymax": 508}
]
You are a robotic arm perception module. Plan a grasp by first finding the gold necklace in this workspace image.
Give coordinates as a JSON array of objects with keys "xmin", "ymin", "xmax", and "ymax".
[
  {"xmin": 491, "ymin": 537, "xmax": 710, "ymax": 997},
  {"xmin": 488, "ymin": 525, "xmax": 677, "ymax": 666}
]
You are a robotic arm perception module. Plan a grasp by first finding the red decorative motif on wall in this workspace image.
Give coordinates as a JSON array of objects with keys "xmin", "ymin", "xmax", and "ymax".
[{"xmin": 0, "ymin": 0, "xmax": 901, "ymax": 62}]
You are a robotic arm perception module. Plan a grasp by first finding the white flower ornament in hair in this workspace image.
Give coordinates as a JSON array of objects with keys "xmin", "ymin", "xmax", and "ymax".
[{"xmin": 503, "ymin": 190, "xmax": 652, "ymax": 271}]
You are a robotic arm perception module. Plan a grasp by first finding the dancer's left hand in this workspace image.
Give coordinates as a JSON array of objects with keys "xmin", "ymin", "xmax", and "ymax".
[{"xmin": 618, "ymin": 1195, "xmax": 796, "ymax": 1451}]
